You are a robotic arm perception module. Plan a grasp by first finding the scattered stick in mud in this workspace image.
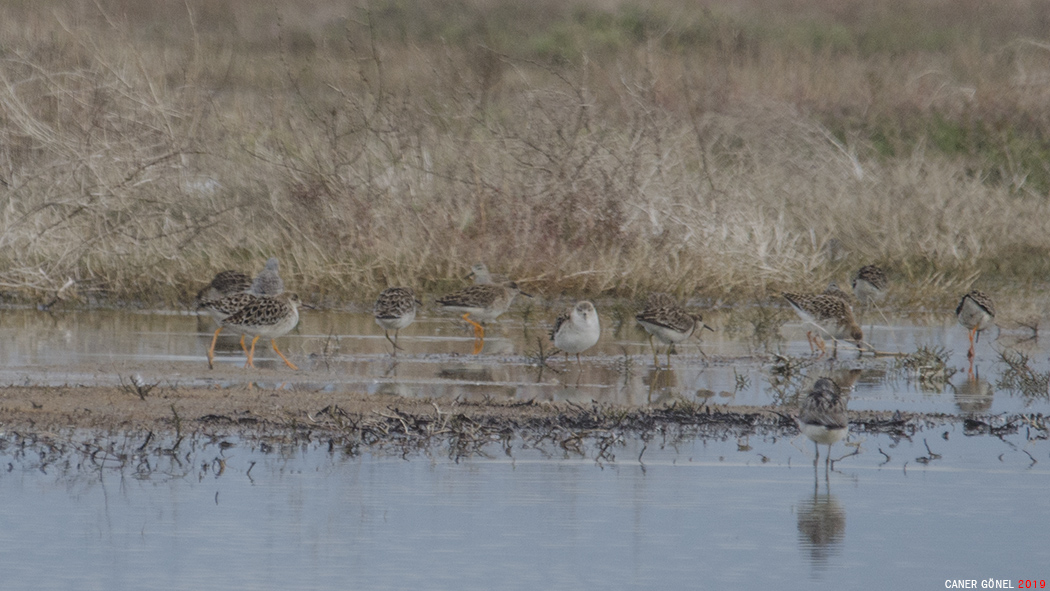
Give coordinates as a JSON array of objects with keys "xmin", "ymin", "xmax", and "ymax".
[
  {"xmin": 118, "ymin": 374, "xmax": 160, "ymax": 401},
  {"xmin": 878, "ymin": 448, "xmax": 891, "ymax": 465}
]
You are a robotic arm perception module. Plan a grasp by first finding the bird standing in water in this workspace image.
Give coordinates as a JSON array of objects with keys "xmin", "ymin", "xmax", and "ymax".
[
  {"xmin": 550, "ymin": 301, "xmax": 601, "ymax": 367},
  {"xmin": 373, "ymin": 287, "xmax": 421, "ymax": 355},
  {"xmin": 798, "ymin": 378, "xmax": 849, "ymax": 467},
  {"xmin": 956, "ymin": 290, "xmax": 995, "ymax": 364}
]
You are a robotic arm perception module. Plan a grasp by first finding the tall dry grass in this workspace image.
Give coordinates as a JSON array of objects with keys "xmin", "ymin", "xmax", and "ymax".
[{"xmin": 2, "ymin": 0, "xmax": 1050, "ymax": 308}]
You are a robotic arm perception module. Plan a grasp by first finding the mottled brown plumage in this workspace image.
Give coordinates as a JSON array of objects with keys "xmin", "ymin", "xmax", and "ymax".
[
  {"xmin": 782, "ymin": 292, "xmax": 863, "ymax": 355},
  {"xmin": 221, "ymin": 292, "xmax": 305, "ymax": 370},
  {"xmin": 851, "ymin": 265, "xmax": 888, "ymax": 305},
  {"xmin": 195, "ymin": 270, "xmax": 252, "ymax": 306},
  {"xmin": 823, "ymin": 282, "xmax": 854, "ymax": 307},
  {"xmin": 197, "ymin": 292, "xmax": 260, "ymax": 365},
  {"xmin": 644, "ymin": 292, "xmax": 679, "ymax": 309},
  {"xmin": 956, "ymin": 290, "xmax": 995, "ymax": 362},
  {"xmin": 799, "ymin": 378, "xmax": 849, "ymax": 465},
  {"xmin": 956, "ymin": 290, "xmax": 995, "ymax": 330},
  {"xmin": 195, "ymin": 258, "xmax": 284, "ymax": 324},
  {"xmin": 437, "ymin": 282, "xmax": 529, "ymax": 354},
  {"xmin": 374, "ymin": 287, "xmax": 420, "ymax": 354},
  {"xmin": 636, "ymin": 303, "xmax": 712, "ymax": 367}
]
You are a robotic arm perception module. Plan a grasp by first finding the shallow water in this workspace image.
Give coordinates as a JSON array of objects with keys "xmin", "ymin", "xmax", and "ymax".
[
  {"xmin": 2, "ymin": 305, "xmax": 1049, "ymax": 588},
  {"xmin": 1, "ymin": 429, "xmax": 1047, "ymax": 590},
  {"xmin": 0, "ymin": 305, "xmax": 1046, "ymax": 416}
]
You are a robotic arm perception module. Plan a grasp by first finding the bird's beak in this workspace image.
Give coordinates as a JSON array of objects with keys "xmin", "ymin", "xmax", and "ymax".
[
  {"xmin": 520, "ymin": 290, "xmax": 534, "ymax": 298},
  {"xmin": 702, "ymin": 324, "xmax": 715, "ymax": 332},
  {"xmin": 300, "ymin": 302, "xmax": 317, "ymax": 310}
]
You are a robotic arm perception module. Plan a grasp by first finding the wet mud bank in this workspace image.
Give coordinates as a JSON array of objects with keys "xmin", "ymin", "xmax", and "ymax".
[{"xmin": 0, "ymin": 385, "xmax": 1038, "ymax": 463}]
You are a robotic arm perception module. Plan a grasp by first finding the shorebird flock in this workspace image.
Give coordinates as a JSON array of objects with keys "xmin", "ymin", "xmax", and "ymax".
[
  {"xmin": 194, "ymin": 258, "xmax": 998, "ymax": 465},
  {"xmin": 195, "ymin": 259, "xmax": 996, "ymax": 370}
]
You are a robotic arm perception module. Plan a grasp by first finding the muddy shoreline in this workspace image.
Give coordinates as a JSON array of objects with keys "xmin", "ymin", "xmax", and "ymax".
[{"xmin": 0, "ymin": 385, "xmax": 1025, "ymax": 454}]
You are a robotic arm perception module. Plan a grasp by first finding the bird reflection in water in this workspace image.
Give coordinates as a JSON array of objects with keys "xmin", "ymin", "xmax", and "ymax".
[
  {"xmin": 437, "ymin": 365, "xmax": 495, "ymax": 383},
  {"xmin": 951, "ymin": 372, "xmax": 993, "ymax": 414},
  {"xmin": 796, "ymin": 467, "xmax": 846, "ymax": 573},
  {"xmin": 644, "ymin": 367, "xmax": 678, "ymax": 405},
  {"xmin": 827, "ymin": 368, "xmax": 862, "ymax": 392}
]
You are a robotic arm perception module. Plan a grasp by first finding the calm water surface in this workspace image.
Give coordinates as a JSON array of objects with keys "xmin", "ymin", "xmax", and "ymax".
[
  {"xmin": 0, "ymin": 306, "xmax": 1046, "ymax": 415},
  {"xmin": 1, "ymin": 305, "xmax": 1048, "ymax": 589},
  {"xmin": 1, "ymin": 432, "xmax": 1047, "ymax": 590}
]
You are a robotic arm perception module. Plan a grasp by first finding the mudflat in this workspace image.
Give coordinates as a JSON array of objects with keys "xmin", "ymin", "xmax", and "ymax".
[{"xmin": 0, "ymin": 381, "xmax": 1006, "ymax": 448}]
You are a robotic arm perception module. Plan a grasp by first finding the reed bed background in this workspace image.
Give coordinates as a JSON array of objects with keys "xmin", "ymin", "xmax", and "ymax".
[{"xmin": 2, "ymin": 0, "xmax": 1050, "ymax": 308}]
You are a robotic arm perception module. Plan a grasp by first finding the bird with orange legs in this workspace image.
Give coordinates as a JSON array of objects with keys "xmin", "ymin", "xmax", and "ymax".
[
  {"xmin": 196, "ymin": 258, "xmax": 285, "ymax": 368},
  {"xmin": 217, "ymin": 292, "xmax": 307, "ymax": 370},
  {"xmin": 956, "ymin": 290, "xmax": 995, "ymax": 370},
  {"xmin": 437, "ymin": 280, "xmax": 529, "ymax": 355}
]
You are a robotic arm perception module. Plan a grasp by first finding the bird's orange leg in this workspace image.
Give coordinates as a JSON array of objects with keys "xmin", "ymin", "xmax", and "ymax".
[
  {"xmin": 245, "ymin": 335, "xmax": 261, "ymax": 368},
  {"xmin": 271, "ymin": 339, "xmax": 299, "ymax": 370},
  {"xmin": 967, "ymin": 327, "xmax": 977, "ymax": 379},
  {"xmin": 461, "ymin": 313, "xmax": 486, "ymax": 354},
  {"xmin": 207, "ymin": 326, "xmax": 223, "ymax": 369},
  {"xmin": 461, "ymin": 313, "xmax": 484, "ymax": 338}
]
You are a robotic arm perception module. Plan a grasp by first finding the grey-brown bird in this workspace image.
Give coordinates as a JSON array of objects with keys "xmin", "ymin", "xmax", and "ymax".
[
  {"xmin": 823, "ymin": 282, "xmax": 854, "ymax": 307},
  {"xmin": 851, "ymin": 264, "xmax": 888, "ymax": 306},
  {"xmin": 635, "ymin": 301, "xmax": 713, "ymax": 368},
  {"xmin": 249, "ymin": 257, "xmax": 285, "ymax": 296},
  {"xmin": 220, "ymin": 292, "xmax": 306, "ymax": 370},
  {"xmin": 798, "ymin": 378, "xmax": 849, "ymax": 466},
  {"xmin": 374, "ymin": 287, "xmax": 421, "ymax": 355},
  {"xmin": 782, "ymin": 292, "xmax": 864, "ymax": 355},
  {"xmin": 195, "ymin": 259, "xmax": 287, "ymax": 365},
  {"xmin": 437, "ymin": 282, "xmax": 529, "ymax": 354},
  {"xmin": 195, "ymin": 270, "xmax": 252, "ymax": 305},
  {"xmin": 956, "ymin": 290, "xmax": 995, "ymax": 361}
]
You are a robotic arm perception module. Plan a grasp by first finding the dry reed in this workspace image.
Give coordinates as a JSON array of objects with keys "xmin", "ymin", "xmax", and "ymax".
[{"xmin": 2, "ymin": 0, "xmax": 1049, "ymax": 308}]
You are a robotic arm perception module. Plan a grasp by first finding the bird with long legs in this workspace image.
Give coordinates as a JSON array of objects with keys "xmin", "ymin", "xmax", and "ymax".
[
  {"xmin": 219, "ymin": 292, "xmax": 307, "ymax": 370},
  {"xmin": 197, "ymin": 258, "xmax": 286, "ymax": 368},
  {"xmin": 373, "ymin": 287, "xmax": 421, "ymax": 355},
  {"xmin": 437, "ymin": 281, "xmax": 529, "ymax": 354},
  {"xmin": 782, "ymin": 292, "xmax": 864, "ymax": 356},
  {"xmin": 798, "ymin": 378, "xmax": 849, "ymax": 468},
  {"xmin": 635, "ymin": 298, "xmax": 713, "ymax": 368},
  {"xmin": 956, "ymin": 290, "xmax": 995, "ymax": 373}
]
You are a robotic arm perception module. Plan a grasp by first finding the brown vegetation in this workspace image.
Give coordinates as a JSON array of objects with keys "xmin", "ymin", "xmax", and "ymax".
[{"xmin": 2, "ymin": 0, "xmax": 1050, "ymax": 308}]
